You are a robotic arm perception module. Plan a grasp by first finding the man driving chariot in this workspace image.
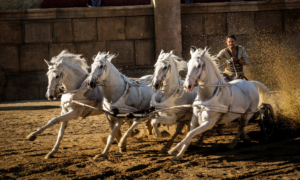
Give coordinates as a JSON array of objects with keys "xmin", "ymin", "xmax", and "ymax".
[{"xmin": 214, "ymin": 35, "xmax": 250, "ymax": 81}]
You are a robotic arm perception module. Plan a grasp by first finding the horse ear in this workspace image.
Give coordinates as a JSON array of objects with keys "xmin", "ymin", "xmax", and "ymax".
[
  {"xmin": 169, "ymin": 50, "xmax": 173, "ymax": 54},
  {"xmin": 44, "ymin": 59, "xmax": 53, "ymax": 66},
  {"xmin": 98, "ymin": 52, "xmax": 101, "ymax": 56},
  {"xmin": 190, "ymin": 48, "xmax": 195, "ymax": 55},
  {"xmin": 160, "ymin": 49, "xmax": 164, "ymax": 55}
]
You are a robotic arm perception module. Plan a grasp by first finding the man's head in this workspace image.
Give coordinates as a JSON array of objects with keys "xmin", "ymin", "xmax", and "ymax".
[{"xmin": 226, "ymin": 35, "xmax": 236, "ymax": 49}]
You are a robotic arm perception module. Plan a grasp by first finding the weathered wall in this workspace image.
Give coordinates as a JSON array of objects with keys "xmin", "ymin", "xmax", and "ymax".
[
  {"xmin": 1, "ymin": 1, "xmax": 300, "ymax": 102},
  {"xmin": 0, "ymin": 0, "xmax": 43, "ymax": 10},
  {"xmin": 0, "ymin": 6, "xmax": 155, "ymax": 101}
]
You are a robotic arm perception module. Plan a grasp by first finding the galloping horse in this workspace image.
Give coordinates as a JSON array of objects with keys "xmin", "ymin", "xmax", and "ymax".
[
  {"xmin": 168, "ymin": 47, "xmax": 271, "ymax": 161},
  {"xmin": 86, "ymin": 52, "xmax": 155, "ymax": 160},
  {"xmin": 118, "ymin": 50, "xmax": 197, "ymax": 153},
  {"xmin": 27, "ymin": 50, "xmax": 105, "ymax": 159}
]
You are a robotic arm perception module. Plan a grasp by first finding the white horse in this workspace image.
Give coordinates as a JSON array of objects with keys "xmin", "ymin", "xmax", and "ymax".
[
  {"xmin": 117, "ymin": 50, "xmax": 197, "ymax": 154},
  {"xmin": 86, "ymin": 52, "xmax": 156, "ymax": 160},
  {"xmin": 168, "ymin": 47, "xmax": 271, "ymax": 161},
  {"xmin": 26, "ymin": 50, "xmax": 106, "ymax": 159}
]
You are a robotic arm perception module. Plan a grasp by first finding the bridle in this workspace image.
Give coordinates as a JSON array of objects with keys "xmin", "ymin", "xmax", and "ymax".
[
  {"xmin": 47, "ymin": 70, "xmax": 65, "ymax": 98},
  {"xmin": 91, "ymin": 62, "xmax": 107, "ymax": 86},
  {"xmin": 186, "ymin": 59, "xmax": 206, "ymax": 86}
]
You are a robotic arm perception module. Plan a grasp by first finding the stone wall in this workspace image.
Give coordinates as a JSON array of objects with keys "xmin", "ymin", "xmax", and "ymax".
[
  {"xmin": 181, "ymin": 1, "xmax": 300, "ymax": 90},
  {"xmin": 0, "ymin": 6, "xmax": 155, "ymax": 101},
  {"xmin": 0, "ymin": 0, "xmax": 43, "ymax": 10},
  {"xmin": 1, "ymin": 1, "xmax": 300, "ymax": 101}
]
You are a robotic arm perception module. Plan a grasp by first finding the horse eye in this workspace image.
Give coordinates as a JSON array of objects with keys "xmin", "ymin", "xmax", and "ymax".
[
  {"xmin": 163, "ymin": 66, "xmax": 167, "ymax": 70},
  {"xmin": 197, "ymin": 64, "xmax": 201, "ymax": 68},
  {"xmin": 56, "ymin": 75, "xmax": 59, "ymax": 79},
  {"xmin": 100, "ymin": 65, "xmax": 104, "ymax": 68}
]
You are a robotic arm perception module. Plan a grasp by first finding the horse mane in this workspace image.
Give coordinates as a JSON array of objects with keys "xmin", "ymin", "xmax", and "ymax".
[
  {"xmin": 195, "ymin": 48, "xmax": 225, "ymax": 83},
  {"xmin": 156, "ymin": 52, "xmax": 187, "ymax": 72},
  {"xmin": 51, "ymin": 50, "xmax": 89, "ymax": 73},
  {"xmin": 94, "ymin": 52, "xmax": 134, "ymax": 84}
]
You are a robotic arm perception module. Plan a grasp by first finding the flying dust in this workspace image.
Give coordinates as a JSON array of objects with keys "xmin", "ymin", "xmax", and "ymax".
[{"xmin": 241, "ymin": 33, "xmax": 300, "ymax": 128}]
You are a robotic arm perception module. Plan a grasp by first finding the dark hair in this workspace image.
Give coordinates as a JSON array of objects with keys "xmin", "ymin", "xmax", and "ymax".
[{"xmin": 226, "ymin": 35, "xmax": 236, "ymax": 41}]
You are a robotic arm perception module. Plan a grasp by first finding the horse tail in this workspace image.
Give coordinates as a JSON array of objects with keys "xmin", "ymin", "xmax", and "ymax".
[{"xmin": 252, "ymin": 81, "xmax": 271, "ymax": 107}]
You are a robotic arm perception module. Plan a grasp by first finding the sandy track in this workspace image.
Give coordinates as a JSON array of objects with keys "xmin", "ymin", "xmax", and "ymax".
[{"xmin": 0, "ymin": 100, "xmax": 299, "ymax": 179}]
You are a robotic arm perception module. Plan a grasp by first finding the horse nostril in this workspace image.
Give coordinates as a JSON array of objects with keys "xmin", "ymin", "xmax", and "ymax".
[
  {"xmin": 188, "ymin": 85, "xmax": 192, "ymax": 89},
  {"xmin": 155, "ymin": 84, "xmax": 159, "ymax": 89},
  {"xmin": 49, "ymin": 95, "xmax": 54, "ymax": 100}
]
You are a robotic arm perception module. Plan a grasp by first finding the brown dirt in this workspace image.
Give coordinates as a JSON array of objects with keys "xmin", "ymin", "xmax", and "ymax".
[{"xmin": 0, "ymin": 100, "xmax": 300, "ymax": 179}]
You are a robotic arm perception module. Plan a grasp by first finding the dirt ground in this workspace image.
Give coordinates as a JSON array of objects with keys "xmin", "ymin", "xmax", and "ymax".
[{"xmin": 0, "ymin": 100, "xmax": 300, "ymax": 180}]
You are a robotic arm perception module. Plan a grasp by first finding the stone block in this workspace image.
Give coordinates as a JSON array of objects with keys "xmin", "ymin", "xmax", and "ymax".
[
  {"xmin": 20, "ymin": 44, "xmax": 49, "ymax": 72},
  {"xmin": 255, "ymin": 11, "xmax": 283, "ymax": 34},
  {"xmin": 204, "ymin": 13, "xmax": 227, "ymax": 36},
  {"xmin": 24, "ymin": 20, "xmax": 52, "ymax": 43},
  {"xmin": 0, "ymin": 21, "xmax": 22, "ymax": 44},
  {"xmin": 0, "ymin": 46, "xmax": 19, "ymax": 72},
  {"xmin": 97, "ymin": 17, "xmax": 125, "ymax": 41},
  {"xmin": 135, "ymin": 39, "xmax": 155, "ymax": 66},
  {"xmin": 53, "ymin": 19, "xmax": 73, "ymax": 42},
  {"xmin": 49, "ymin": 43, "xmax": 77, "ymax": 60},
  {"xmin": 5, "ymin": 85, "xmax": 40, "ymax": 101},
  {"xmin": 154, "ymin": 0, "xmax": 181, "ymax": 39},
  {"xmin": 73, "ymin": 18, "xmax": 97, "ymax": 42},
  {"xmin": 107, "ymin": 41, "xmax": 134, "ymax": 66},
  {"xmin": 227, "ymin": 12, "xmax": 254, "ymax": 35},
  {"xmin": 76, "ymin": 42, "xmax": 106, "ymax": 65},
  {"xmin": 181, "ymin": 14, "xmax": 204, "ymax": 36},
  {"xmin": 182, "ymin": 36, "xmax": 207, "ymax": 60},
  {"xmin": 284, "ymin": 10, "xmax": 300, "ymax": 33},
  {"xmin": 155, "ymin": 38, "xmax": 182, "ymax": 59},
  {"xmin": 125, "ymin": 16, "xmax": 154, "ymax": 40}
]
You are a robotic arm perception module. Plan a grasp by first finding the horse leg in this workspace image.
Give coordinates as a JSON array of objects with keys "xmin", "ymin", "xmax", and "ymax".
[
  {"xmin": 160, "ymin": 121, "xmax": 185, "ymax": 154},
  {"xmin": 94, "ymin": 118, "xmax": 122, "ymax": 160},
  {"xmin": 190, "ymin": 112, "xmax": 200, "ymax": 131},
  {"xmin": 125, "ymin": 119, "xmax": 138, "ymax": 137},
  {"xmin": 105, "ymin": 114, "xmax": 121, "ymax": 143},
  {"xmin": 27, "ymin": 110, "xmax": 78, "ymax": 141},
  {"xmin": 228, "ymin": 114, "xmax": 252, "ymax": 149},
  {"xmin": 194, "ymin": 131, "xmax": 207, "ymax": 147},
  {"xmin": 146, "ymin": 119, "xmax": 153, "ymax": 135},
  {"xmin": 119, "ymin": 118, "xmax": 146, "ymax": 153},
  {"xmin": 151, "ymin": 115, "xmax": 175, "ymax": 138},
  {"xmin": 169, "ymin": 111, "xmax": 219, "ymax": 160},
  {"xmin": 45, "ymin": 121, "xmax": 68, "ymax": 159}
]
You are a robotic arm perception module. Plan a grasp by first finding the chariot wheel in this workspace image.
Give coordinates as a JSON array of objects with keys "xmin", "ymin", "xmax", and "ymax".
[{"xmin": 259, "ymin": 103, "xmax": 275, "ymax": 138}]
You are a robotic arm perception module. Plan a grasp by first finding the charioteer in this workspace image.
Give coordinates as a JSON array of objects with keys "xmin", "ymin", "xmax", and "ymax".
[{"xmin": 214, "ymin": 35, "xmax": 250, "ymax": 80}]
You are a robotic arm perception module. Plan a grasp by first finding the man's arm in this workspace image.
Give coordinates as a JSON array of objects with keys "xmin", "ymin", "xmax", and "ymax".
[
  {"xmin": 214, "ymin": 50, "xmax": 226, "ymax": 65},
  {"xmin": 239, "ymin": 48, "xmax": 250, "ymax": 65}
]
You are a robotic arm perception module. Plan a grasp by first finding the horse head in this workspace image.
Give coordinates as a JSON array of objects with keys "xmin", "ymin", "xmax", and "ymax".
[
  {"xmin": 184, "ymin": 47, "xmax": 207, "ymax": 92},
  {"xmin": 44, "ymin": 59, "xmax": 64, "ymax": 101},
  {"xmin": 152, "ymin": 50, "xmax": 173, "ymax": 90},
  {"xmin": 87, "ymin": 52, "xmax": 114, "ymax": 89}
]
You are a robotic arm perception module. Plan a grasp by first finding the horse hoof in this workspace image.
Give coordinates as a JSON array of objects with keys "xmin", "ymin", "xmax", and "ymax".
[
  {"xmin": 160, "ymin": 146, "xmax": 168, "ymax": 154},
  {"xmin": 93, "ymin": 154, "xmax": 107, "ymax": 161},
  {"xmin": 119, "ymin": 147, "xmax": 126, "ymax": 153},
  {"xmin": 27, "ymin": 133, "xmax": 37, "ymax": 141},
  {"xmin": 168, "ymin": 148, "xmax": 179, "ymax": 156},
  {"xmin": 45, "ymin": 154, "xmax": 54, "ymax": 159},
  {"xmin": 170, "ymin": 156, "xmax": 182, "ymax": 161}
]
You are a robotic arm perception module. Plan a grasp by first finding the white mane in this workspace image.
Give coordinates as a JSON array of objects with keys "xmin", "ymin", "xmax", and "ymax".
[
  {"xmin": 94, "ymin": 52, "xmax": 134, "ymax": 84},
  {"xmin": 51, "ymin": 50, "xmax": 89, "ymax": 73},
  {"xmin": 194, "ymin": 48, "xmax": 225, "ymax": 83},
  {"xmin": 156, "ymin": 52, "xmax": 187, "ymax": 72}
]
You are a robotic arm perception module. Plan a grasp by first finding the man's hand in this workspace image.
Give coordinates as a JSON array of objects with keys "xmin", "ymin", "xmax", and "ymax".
[{"xmin": 231, "ymin": 57, "xmax": 239, "ymax": 63}]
